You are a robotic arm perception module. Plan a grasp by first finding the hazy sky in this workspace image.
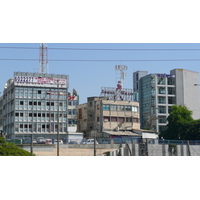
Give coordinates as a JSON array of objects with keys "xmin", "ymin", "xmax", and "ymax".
[{"xmin": 1, "ymin": 43, "xmax": 200, "ymax": 103}]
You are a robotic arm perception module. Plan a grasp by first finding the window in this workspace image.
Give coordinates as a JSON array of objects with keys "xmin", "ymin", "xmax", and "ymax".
[
  {"xmin": 132, "ymin": 106, "xmax": 138, "ymax": 112},
  {"xmin": 118, "ymin": 117, "xmax": 124, "ymax": 122},
  {"xmin": 125, "ymin": 105, "xmax": 131, "ymax": 111},
  {"xmin": 158, "ymin": 87, "xmax": 166, "ymax": 94},
  {"xmin": 29, "ymin": 113, "xmax": 32, "ymax": 117},
  {"xmin": 51, "ymin": 102, "xmax": 54, "ymax": 106},
  {"xmin": 157, "ymin": 78, "xmax": 165, "ymax": 85},
  {"xmin": 68, "ymin": 109, "xmax": 72, "ymax": 115},
  {"xmin": 20, "ymin": 113, "xmax": 23, "ymax": 117},
  {"xmin": 34, "ymin": 102, "xmax": 37, "ymax": 105},
  {"xmin": 133, "ymin": 118, "xmax": 139, "ymax": 123},
  {"xmin": 42, "ymin": 113, "xmax": 45, "ymax": 117},
  {"xmin": 59, "ymin": 102, "xmax": 63, "ymax": 106},
  {"xmin": 111, "ymin": 117, "xmax": 117, "ymax": 122},
  {"xmin": 168, "ymin": 97, "xmax": 176, "ymax": 104},
  {"xmin": 104, "ymin": 116, "xmax": 110, "ymax": 122},
  {"xmin": 158, "ymin": 117, "xmax": 167, "ymax": 124},
  {"xmin": 158, "ymin": 106, "xmax": 166, "ymax": 114},
  {"xmin": 118, "ymin": 105, "xmax": 124, "ymax": 111},
  {"xmin": 15, "ymin": 113, "xmax": 19, "ymax": 116},
  {"xmin": 110, "ymin": 105, "xmax": 117, "ymax": 111},
  {"xmin": 20, "ymin": 101, "xmax": 24, "ymax": 105},
  {"xmin": 38, "ymin": 102, "xmax": 41, "ymax": 106},
  {"xmin": 158, "ymin": 96, "xmax": 166, "ymax": 104},
  {"xmin": 38, "ymin": 113, "xmax": 41, "ymax": 117},
  {"xmin": 126, "ymin": 117, "xmax": 132, "ymax": 122},
  {"xmin": 47, "ymin": 102, "xmax": 50, "ymax": 106},
  {"xmin": 103, "ymin": 104, "xmax": 110, "ymax": 110},
  {"xmin": 38, "ymin": 90, "xmax": 41, "ymax": 94},
  {"xmin": 34, "ymin": 113, "xmax": 37, "ymax": 117},
  {"xmin": 29, "ymin": 101, "xmax": 32, "ymax": 105}
]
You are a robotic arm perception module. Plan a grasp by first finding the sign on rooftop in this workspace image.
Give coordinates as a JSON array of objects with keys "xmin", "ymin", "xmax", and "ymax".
[{"xmin": 14, "ymin": 76, "xmax": 67, "ymax": 88}]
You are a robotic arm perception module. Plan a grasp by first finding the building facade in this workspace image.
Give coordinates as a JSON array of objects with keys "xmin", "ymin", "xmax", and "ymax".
[
  {"xmin": 77, "ymin": 97, "xmax": 140, "ymax": 138},
  {"xmin": 2, "ymin": 72, "xmax": 69, "ymax": 139},
  {"xmin": 133, "ymin": 69, "xmax": 200, "ymax": 133}
]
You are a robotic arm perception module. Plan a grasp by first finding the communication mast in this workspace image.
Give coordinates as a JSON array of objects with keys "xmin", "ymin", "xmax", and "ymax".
[
  {"xmin": 115, "ymin": 65, "xmax": 127, "ymax": 88},
  {"xmin": 100, "ymin": 65, "xmax": 134, "ymax": 101},
  {"xmin": 39, "ymin": 43, "xmax": 48, "ymax": 74}
]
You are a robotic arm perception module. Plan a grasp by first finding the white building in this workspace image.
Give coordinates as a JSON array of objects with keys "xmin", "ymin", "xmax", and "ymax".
[{"xmin": 133, "ymin": 69, "xmax": 200, "ymax": 132}]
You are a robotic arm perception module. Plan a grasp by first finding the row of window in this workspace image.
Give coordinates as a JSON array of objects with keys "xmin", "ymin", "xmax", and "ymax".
[
  {"xmin": 16, "ymin": 100, "xmax": 65, "ymax": 107},
  {"xmin": 15, "ymin": 110, "xmax": 76, "ymax": 117},
  {"xmin": 15, "ymin": 123, "xmax": 67, "ymax": 133},
  {"xmin": 158, "ymin": 96, "xmax": 176, "ymax": 104},
  {"xmin": 102, "ymin": 104, "xmax": 138, "ymax": 112},
  {"xmin": 15, "ymin": 112, "xmax": 67, "ymax": 118},
  {"xmin": 103, "ymin": 116, "xmax": 139, "ymax": 123}
]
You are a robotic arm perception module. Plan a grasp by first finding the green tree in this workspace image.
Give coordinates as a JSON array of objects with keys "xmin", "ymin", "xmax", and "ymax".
[
  {"xmin": 0, "ymin": 137, "xmax": 33, "ymax": 156},
  {"xmin": 180, "ymin": 119, "xmax": 200, "ymax": 140},
  {"xmin": 160, "ymin": 105, "xmax": 193, "ymax": 140}
]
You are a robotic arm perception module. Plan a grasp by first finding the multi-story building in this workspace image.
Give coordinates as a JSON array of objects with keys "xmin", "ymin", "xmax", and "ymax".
[
  {"xmin": 133, "ymin": 69, "xmax": 200, "ymax": 132},
  {"xmin": 2, "ymin": 72, "xmax": 69, "ymax": 140},
  {"xmin": 77, "ymin": 97, "xmax": 140, "ymax": 138}
]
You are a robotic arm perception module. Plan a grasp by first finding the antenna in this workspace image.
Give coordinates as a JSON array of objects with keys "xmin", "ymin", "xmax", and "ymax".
[
  {"xmin": 39, "ymin": 43, "xmax": 48, "ymax": 74},
  {"xmin": 115, "ymin": 65, "xmax": 128, "ymax": 88}
]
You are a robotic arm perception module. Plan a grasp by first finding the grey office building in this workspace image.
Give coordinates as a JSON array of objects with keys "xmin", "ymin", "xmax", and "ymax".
[
  {"xmin": 2, "ymin": 72, "xmax": 69, "ymax": 139},
  {"xmin": 133, "ymin": 69, "xmax": 200, "ymax": 133}
]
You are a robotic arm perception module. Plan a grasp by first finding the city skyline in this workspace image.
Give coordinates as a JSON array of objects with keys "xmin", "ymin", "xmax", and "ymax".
[{"xmin": 1, "ymin": 43, "xmax": 200, "ymax": 104}]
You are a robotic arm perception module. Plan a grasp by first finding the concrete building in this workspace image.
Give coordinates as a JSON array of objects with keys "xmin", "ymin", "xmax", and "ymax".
[
  {"xmin": 77, "ymin": 97, "xmax": 140, "ymax": 139},
  {"xmin": 1, "ymin": 72, "xmax": 69, "ymax": 140},
  {"xmin": 133, "ymin": 69, "xmax": 200, "ymax": 133}
]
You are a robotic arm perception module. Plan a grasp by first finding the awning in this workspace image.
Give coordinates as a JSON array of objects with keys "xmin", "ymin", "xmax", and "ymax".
[{"xmin": 103, "ymin": 131, "xmax": 139, "ymax": 137}]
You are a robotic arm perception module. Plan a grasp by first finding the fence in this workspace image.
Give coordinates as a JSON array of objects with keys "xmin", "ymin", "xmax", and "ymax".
[{"xmin": 3, "ymin": 136, "xmax": 200, "ymax": 146}]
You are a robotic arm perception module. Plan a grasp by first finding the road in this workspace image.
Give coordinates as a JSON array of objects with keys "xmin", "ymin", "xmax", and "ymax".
[{"xmin": 34, "ymin": 148, "xmax": 115, "ymax": 156}]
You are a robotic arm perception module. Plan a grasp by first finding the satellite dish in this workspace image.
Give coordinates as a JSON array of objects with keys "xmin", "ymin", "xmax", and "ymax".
[{"xmin": 73, "ymin": 89, "xmax": 78, "ymax": 96}]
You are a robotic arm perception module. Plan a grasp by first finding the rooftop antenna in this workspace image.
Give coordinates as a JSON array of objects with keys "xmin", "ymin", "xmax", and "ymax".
[
  {"xmin": 39, "ymin": 43, "xmax": 48, "ymax": 74},
  {"xmin": 115, "ymin": 65, "xmax": 128, "ymax": 88}
]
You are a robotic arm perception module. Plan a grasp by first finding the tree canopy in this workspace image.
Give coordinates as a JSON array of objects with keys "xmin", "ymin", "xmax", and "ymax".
[{"xmin": 160, "ymin": 105, "xmax": 197, "ymax": 140}]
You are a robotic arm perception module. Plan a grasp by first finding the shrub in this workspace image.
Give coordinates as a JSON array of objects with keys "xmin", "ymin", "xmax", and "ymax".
[{"xmin": 0, "ymin": 137, "xmax": 34, "ymax": 156}]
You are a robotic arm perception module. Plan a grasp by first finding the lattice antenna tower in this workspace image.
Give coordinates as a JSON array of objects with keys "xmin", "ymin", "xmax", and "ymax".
[
  {"xmin": 115, "ymin": 65, "xmax": 128, "ymax": 88},
  {"xmin": 39, "ymin": 43, "xmax": 48, "ymax": 74}
]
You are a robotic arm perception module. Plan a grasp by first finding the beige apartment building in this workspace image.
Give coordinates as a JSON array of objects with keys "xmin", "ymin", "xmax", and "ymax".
[{"xmin": 77, "ymin": 97, "xmax": 140, "ymax": 138}]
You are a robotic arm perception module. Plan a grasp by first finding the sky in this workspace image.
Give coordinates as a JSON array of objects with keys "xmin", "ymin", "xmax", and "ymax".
[{"xmin": 1, "ymin": 43, "xmax": 200, "ymax": 103}]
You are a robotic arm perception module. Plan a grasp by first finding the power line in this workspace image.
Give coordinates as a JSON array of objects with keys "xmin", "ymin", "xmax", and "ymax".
[
  {"xmin": 1, "ymin": 46, "xmax": 200, "ymax": 51},
  {"xmin": 1, "ymin": 58, "xmax": 200, "ymax": 62}
]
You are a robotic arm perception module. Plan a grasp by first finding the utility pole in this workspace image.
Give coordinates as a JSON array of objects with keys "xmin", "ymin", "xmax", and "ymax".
[{"xmin": 57, "ymin": 84, "xmax": 60, "ymax": 156}]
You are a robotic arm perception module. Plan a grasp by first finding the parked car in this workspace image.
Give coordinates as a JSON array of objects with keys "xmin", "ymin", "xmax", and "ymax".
[
  {"xmin": 37, "ymin": 137, "xmax": 46, "ymax": 144},
  {"xmin": 97, "ymin": 139, "xmax": 109, "ymax": 144},
  {"xmin": 54, "ymin": 139, "xmax": 63, "ymax": 145},
  {"xmin": 69, "ymin": 141, "xmax": 78, "ymax": 144},
  {"xmin": 83, "ymin": 139, "xmax": 99, "ymax": 144},
  {"xmin": 45, "ymin": 138, "xmax": 52, "ymax": 144},
  {"xmin": 33, "ymin": 139, "xmax": 37, "ymax": 144},
  {"xmin": 23, "ymin": 138, "xmax": 31, "ymax": 144}
]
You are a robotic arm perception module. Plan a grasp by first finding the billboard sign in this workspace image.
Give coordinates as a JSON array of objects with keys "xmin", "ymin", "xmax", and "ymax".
[{"xmin": 14, "ymin": 76, "xmax": 67, "ymax": 87}]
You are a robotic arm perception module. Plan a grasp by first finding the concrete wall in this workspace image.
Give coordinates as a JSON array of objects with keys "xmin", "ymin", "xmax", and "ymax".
[{"xmin": 109, "ymin": 143, "xmax": 200, "ymax": 156}]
